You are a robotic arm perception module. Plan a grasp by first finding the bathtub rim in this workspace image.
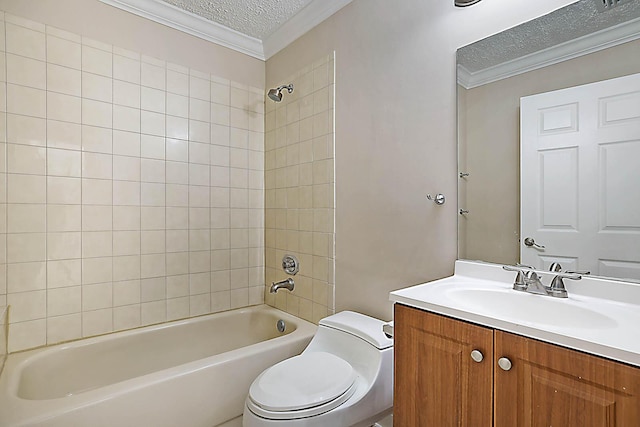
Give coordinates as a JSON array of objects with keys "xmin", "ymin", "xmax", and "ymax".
[{"xmin": 0, "ymin": 304, "xmax": 317, "ymax": 427}]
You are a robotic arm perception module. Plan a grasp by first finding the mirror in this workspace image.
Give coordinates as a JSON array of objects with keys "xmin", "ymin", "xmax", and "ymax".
[{"xmin": 457, "ymin": 0, "xmax": 640, "ymax": 281}]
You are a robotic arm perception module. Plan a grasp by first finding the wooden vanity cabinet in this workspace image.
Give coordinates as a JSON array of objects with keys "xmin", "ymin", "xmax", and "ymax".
[
  {"xmin": 394, "ymin": 303, "xmax": 640, "ymax": 427},
  {"xmin": 394, "ymin": 303, "xmax": 493, "ymax": 426}
]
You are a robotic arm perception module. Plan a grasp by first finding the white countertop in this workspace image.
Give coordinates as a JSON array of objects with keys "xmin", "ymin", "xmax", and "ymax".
[{"xmin": 390, "ymin": 260, "xmax": 640, "ymax": 367}]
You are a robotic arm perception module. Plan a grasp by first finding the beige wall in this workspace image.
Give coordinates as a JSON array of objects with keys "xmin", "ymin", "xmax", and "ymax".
[
  {"xmin": 459, "ymin": 39, "xmax": 640, "ymax": 265},
  {"xmin": 0, "ymin": 0, "xmax": 263, "ymax": 88},
  {"xmin": 263, "ymin": 54, "xmax": 336, "ymax": 323},
  {"xmin": 266, "ymin": 0, "xmax": 577, "ymax": 320},
  {"xmin": 0, "ymin": 10, "xmax": 265, "ymax": 352}
]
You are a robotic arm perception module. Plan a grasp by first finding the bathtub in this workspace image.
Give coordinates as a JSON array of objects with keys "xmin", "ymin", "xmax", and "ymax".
[{"xmin": 0, "ymin": 305, "xmax": 316, "ymax": 427}]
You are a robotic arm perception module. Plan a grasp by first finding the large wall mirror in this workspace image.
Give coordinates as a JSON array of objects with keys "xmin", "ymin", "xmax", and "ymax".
[{"xmin": 457, "ymin": 0, "xmax": 640, "ymax": 281}]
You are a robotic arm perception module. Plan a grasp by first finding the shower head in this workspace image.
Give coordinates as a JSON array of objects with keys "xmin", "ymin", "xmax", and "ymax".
[{"xmin": 267, "ymin": 84, "xmax": 294, "ymax": 102}]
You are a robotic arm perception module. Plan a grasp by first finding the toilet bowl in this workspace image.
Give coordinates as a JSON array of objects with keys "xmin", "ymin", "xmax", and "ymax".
[{"xmin": 243, "ymin": 311, "xmax": 393, "ymax": 427}]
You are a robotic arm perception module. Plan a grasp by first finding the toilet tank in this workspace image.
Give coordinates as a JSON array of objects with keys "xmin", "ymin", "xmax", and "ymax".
[{"xmin": 317, "ymin": 311, "xmax": 393, "ymax": 350}]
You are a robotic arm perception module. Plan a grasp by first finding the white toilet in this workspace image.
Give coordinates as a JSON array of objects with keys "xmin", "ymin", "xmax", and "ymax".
[{"xmin": 243, "ymin": 311, "xmax": 394, "ymax": 427}]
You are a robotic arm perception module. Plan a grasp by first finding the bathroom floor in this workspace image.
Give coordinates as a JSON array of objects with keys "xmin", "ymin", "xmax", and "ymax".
[{"xmin": 373, "ymin": 414, "xmax": 393, "ymax": 427}]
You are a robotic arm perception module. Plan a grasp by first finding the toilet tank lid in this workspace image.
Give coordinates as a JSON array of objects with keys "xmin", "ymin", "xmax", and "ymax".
[{"xmin": 319, "ymin": 311, "xmax": 393, "ymax": 349}]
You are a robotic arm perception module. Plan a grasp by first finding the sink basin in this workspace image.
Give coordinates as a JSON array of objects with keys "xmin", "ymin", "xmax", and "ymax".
[{"xmin": 444, "ymin": 288, "xmax": 618, "ymax": 330}]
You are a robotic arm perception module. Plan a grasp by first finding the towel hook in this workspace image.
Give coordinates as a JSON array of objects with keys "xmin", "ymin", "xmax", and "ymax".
[{"xmin": 426, "ymin": 194, "xmax": 446, "ymax": 205}]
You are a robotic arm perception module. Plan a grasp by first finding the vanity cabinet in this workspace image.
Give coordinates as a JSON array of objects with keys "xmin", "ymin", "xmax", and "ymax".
[{"xmin": 394, "ymin": 304, "xmax": 640, "ymax": 427}]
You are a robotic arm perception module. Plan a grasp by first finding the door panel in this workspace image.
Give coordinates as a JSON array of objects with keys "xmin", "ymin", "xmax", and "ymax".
[
  {"xmin": 520, "ymin": 73, "xmax": 640, "ymax": 279},
  {"xmin": 495, "ymin": 331, "xmax": 640, "ymax": 427},
  {"xmin": 394, "ymin": 305, "xmax": 493, "ymax": 427}
]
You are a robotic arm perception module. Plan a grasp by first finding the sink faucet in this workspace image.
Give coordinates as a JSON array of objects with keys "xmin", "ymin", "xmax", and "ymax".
[
  {"xmin": 270, "ymin": 278, "xmax": 295, "ymax": 293},
  {"xmin": 503, "ymin": 265, "xmax": 582, "ymax": 298}
]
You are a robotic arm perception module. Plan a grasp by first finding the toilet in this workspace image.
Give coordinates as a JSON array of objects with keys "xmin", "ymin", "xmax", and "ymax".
[{"xmin": 243, "ymin": 311, "xmax": 394, "ymax": 427}]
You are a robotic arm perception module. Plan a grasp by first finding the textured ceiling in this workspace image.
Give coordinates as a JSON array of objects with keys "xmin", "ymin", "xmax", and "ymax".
[
  {"xmin": 458, "ymin": 0, "xmax": 640, "ymax": 73},
  {"xmin": 160, "ymin": 0, "xmax": 315, "ymax": 39}
]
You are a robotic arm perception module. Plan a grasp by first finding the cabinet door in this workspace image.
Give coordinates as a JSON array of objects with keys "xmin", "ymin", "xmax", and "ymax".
[
  {"xmin": 394, "ymin": 304, "xmax": 493, "ymax": 427},
  {"xmin": 495, "ymin": 331, "xmax": 640, "ymax": 427}
]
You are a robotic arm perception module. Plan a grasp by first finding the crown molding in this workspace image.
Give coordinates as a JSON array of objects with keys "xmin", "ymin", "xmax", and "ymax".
[
  {"xmin": 458, "ymin": 17, "xmax": 640, "ymax": 89},
  {"xmin": 99, "ymin": 0, "xmax": 265, "ymax": 60},
  {"xmin": 263, "ymin": 0, "xmax": 353, "ymax": 59},
  {"xmin": 99, "ymin": 0, "xmax": 353, "ymax": 61}
]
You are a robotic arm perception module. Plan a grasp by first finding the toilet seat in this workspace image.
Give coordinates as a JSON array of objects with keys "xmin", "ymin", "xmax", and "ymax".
[{"xmin": 247, "ymin": 352, "xmax": 358, "ymax": 420}]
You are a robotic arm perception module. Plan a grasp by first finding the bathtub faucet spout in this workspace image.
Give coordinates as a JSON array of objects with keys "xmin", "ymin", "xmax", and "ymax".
[{"xmin": 270, "ymin": 278, "xmax": 295, "ymax": 293}]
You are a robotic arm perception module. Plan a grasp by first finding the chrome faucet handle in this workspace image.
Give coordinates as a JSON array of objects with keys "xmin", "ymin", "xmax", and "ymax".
[
  {"xmin": 566, "ymin": 270, "xmax": 591, "ymax": 275},
  {"xmin": 502, "ymin": 265, "xmax": 533, "ymax": 291},
  {"xmin": 549, "ymin": 273, "xmax": 582, "ymax": 298}
]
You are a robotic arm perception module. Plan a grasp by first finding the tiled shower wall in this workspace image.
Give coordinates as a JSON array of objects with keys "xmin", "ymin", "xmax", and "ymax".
[
  {"xmin": 0, "ymin": 12, "xmax": 265, "ymax": 352},
  {"xmin": 264, "ymin": 54, "xmax": 335, "ymax": 323}
]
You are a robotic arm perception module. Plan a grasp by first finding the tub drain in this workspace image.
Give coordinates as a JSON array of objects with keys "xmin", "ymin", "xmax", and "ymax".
[{"xmin": 277, "ymin": 319, "xmax": 286, "ymax": 333}]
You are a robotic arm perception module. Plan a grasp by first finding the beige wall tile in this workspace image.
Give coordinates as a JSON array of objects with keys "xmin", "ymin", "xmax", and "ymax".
[
  {"xmin": 81, "ymin": 125, "xmax": 112, "ymax": 154},
  {"xmin": 113, "ymin": 130, "xmax": 140, "ymax": 157},
  {"xmin": 114, "ymin": 304, "xmax": 140, "ymax": 331},
  {"xmin": 140, "ymin": 134, "xmax": 165, "ymax": 159},
  {"xmin": 7, "ymin": 84, "xmax": 45, "ymax": 117},
  {"xmin": 47, "ymin": 63, "xmax": 82, "ymax": 96},
  {"xmin": 82, "ymin": 152, "xmax": 112, "ymax": 180},
  {"xmin": 113, "ymin": 231, "xmax": 140, "ymax": 256},
  {"xmin": 113, "ymin": 206, "xmax": 140, "ymax": 231},
  {"xmin": 1, "ymin": 10, "xmax": 265, "ymax": 351},
  {"xmin": 48, "ymin": 286, "xmax": 81, "ymax": 316},
  {"xmin": 47, "ymin": 148, "xmax": 80, "ymax": 177},
  {"xmin": 47, "ymin": 120, "xmax": 81, "ymax": 150},
  {"xmin": 47, "ymin": 313, "xmax": 81, "ymax": 344},
  {"xmin": 113, "ymin": 255, "xmax": 140, "ymax": 281},
  {"xmin": 141, "ymin": 86, "xmax": 165, "ymax": 113},
  {"xmin": 113, "ymin": 54, "xmax": 140, "ymax": 84},
  {"xmin": 166, "ymin": 93, "xmax": 188, "ymax": 118},
  {"xmin": 7, "ymin": 174, "xmax": 47, "ymax": 203},
  {"xmin": 7, "ymin": 261, "xmax": 46, "ymax": 293},
  {"xmin": 8, "ymin": 203, "xmax": 45, "ymax": 233},
  {"xmin": 46, "ymin": 35, "xmax": 80, "ymax": 69},
  {"xmin": 8, "ymin": 318, "xmax": 46, "ymax": 352},
  {"xmin": 141, "ymin": 62, "xmax": 165, "ymax": 90},
  {"xmin": 8, "ymin": 143, "xmax": 46, "ymax": 175},
  {"xmin": 82, "ymin": 231, "xmax": 112, "ymax": 258},
  {"xmin": 141, "ymin": 230, "xmax": 165, "ymax": 254},
  {"xmin": 141, "ymin": 111, "xmax": 165, "ymax": 137},
  {"xmin": 6, "ymin": 22, "xmax": 45, "ymax": 61},
  {"xmin": 113, "ymin": 105, "xmax": 140, "ymax": 133},
  {"xmin": 47, "ymin": 176, "xmax": 81, "ymax": 204},
  {"xmin": 113, "ymin": 80, "xmax": 140, "ymax": 108},
  {"xmin": 47, "ymin": 232, "xmax": 81, "ymax": 260},
  {"xmin": 7, "ymin": 114, "xmax": 45, "ymax": 146},
  {"xmin": 82, "ymin": 98, "xmax": 111, "ymax": 128},
  {"xmin": 81, "ymin": 178, "xmax": 112, "ymax": 205},
  {"xmin": 6, "ymin": 53, "xmax": 45, "ymax": 89},
  {"xmin": 47, "ymin": 92, "xmax": 81, "ymax": 124},
  {"xmin": 82, "ymin": 72, "xmax": 112, "ymax": 102},
  {"xmin": 82, "ymin": 44, "xmax": 112, "ymax": 78},
  {"xmin": 113, "ymin": 279, "xmax": 141, "ymax": 306},
  {"xmin": 47, "ymin": 259, "xmax": 81, "ymax": 288},
  {"xmin": 113, "ymin": 180, "xmax": 140, "ymax": 206},
  {"xmin": 82, "ymin": 308, "xmax": 112, "ymax": 337},
  {"xmin": 8, "ymin": 289, "xmax": 46, "ymax": 322},
  {"xmin": 167, "ymin": 70, "xmax": 188, "ymax": 95},
  {"xmin": 82, "ymin": 257, "xmax": 112, "ymax": 285},
  {"xmin": 82, "ymin": 205, "xmax": 112, "ymax": 231}
]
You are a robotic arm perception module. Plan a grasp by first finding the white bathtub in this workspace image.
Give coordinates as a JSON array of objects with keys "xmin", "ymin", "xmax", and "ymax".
[{"xmin": 0, "ymin": 305, "xmax": 316, "ymax": 427}]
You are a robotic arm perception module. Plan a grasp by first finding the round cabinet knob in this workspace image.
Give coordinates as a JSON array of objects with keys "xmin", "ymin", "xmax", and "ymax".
[
  {"xmin": 470, "ymin": 350, "xmax": 484, "ymax": 363},
  {"xmin": 498, "ymin": 357, "xmax": 513, "ymax": 371}
]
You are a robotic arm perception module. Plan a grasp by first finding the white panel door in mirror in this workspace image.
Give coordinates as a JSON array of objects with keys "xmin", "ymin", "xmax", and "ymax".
[{"xmin": 521, "ymin": 73, "xmax": 640, "ymax": 280}]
